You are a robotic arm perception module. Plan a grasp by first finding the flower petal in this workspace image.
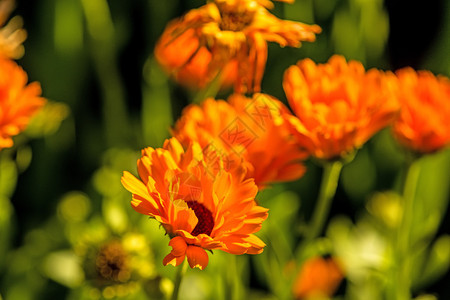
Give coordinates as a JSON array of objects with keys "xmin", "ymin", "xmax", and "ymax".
[
  {"xmin": 171, "ymin": 203, "xmax": 198, "ymax": 234},
  {"xmin": 186, "ymin": 245, "xmax": 209, "ymax": 270},
  {"xmin": 121, "ymin": 171, "xmax": 149, "ymax": 198},
  {"xmin": 163, "ymin": 252, "xmax": 186, "ymax": 267},
  {"xmin": 130, "ymin": 194, "xmax": 160, "ymax": 217},
  {"xmin": 168, "ymin": 236, "xmax": 188, "ymax": 257}
]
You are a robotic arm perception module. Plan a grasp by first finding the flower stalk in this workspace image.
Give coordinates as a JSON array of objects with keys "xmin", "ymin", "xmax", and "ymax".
[
  {"xmin": 192, "ymin": 70, "xmax": 223, "ymax": 104},
  {"xmin": 171, "ymin": 258, "xmax": 188, "ymax": 300},
  {"xmin": 295, "ymin": 159, "xmax": 343, "ymax": 270},
  {"xmin": 230, "ymin": 255, "xmax": 244, "ymax": 300},
  {"xmin": 80, "ymin": 0, "xmax": 130, "ymax": 147},
  {"xmin": 394, "ymin": 157, "xmax": 421, "ymax": 300},
  {"xmin": 306, "ymin": 160, "xmax": 343, "ymax": 242}
]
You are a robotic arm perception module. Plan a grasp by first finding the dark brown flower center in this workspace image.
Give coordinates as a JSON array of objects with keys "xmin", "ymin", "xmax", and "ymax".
[
  {"xmin": 96, "ymin": 240, "xmax": 130, "ymax": 282},
  {"xmin": 186, "ymin": 201, "xmax": 214, "ymax": 236}
]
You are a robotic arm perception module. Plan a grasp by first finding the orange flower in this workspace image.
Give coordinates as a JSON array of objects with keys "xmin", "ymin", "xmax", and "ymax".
[
  {"xmin": 283, "ymin": 55, "xmax": 399, "ymax": 160},
  {"xmin": 0, "ymin": 0, "xmax": 27, "ymax": 59},
  {"xmin": 155, "ymin": 0, "xmax": 320, "ymax": 93},
  {"xmin": 293, "ymin": 256, "xmax": 344, "ymax": 299},
  {"xmin": 0, "ymin": 58, "xmax": 45, "ymax": 149},
  {"xmin": 172, "ymin": 93, "xmax": 307, "ymax": 189},
  {"xmin": 392, "ymin": 68, "xmax": 450, "ymax": 154},
  {"xmin": 121, "ymin": 138, "xmax": 268, "ymax": 270},
  {"xmin": 154, "ymin": 19, "xmax": 238, "ymax": 90}
]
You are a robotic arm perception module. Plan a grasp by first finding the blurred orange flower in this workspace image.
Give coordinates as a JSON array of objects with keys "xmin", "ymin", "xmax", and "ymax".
[
  {"xmin": 155, "ymin": 0, "xmax": 320, "ymax": 93},
  {"xmin": 172, "ymin": 93, "xmax": 307, "ymax": 189},
  {"xmin": 392, "ymin": 68, "xmax": 450, "ymax": 154},
  {"xmin": 0, "ymin": 0, "xmax": 27, "ymax": 59},
  {"xmin": 154, "ymin": 19, "xmax": 238, "ymax": 90},
  {"xmin": 121, "ymin": 138, "xmax": 268, "ymax": 270},
  {"xmin": 0, "ymin": 58, "xmax": 45, "ymax": 149},
  {"xmin": 293, "ymin": 256, "xmax": 344, "ymax": 300},
  {"xmin": 283, "ymin": 55, "xmax": 399, "ymax": 160}
]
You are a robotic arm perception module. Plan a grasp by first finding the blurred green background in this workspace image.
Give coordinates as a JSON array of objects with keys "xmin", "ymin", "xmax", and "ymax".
[{"xmin": 1, "ymin": 0, "xmax": 449, "ymax": 299}]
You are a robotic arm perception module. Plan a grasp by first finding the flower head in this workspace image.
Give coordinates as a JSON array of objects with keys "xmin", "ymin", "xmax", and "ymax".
[
  {"xmin": 95, "ymin": 239, "xmax": 132, "ymax": 284},
  {"xmin": 0, "ymin": 0, "xmax": 27, "ymax": 59},
  {"xmin": 172, "ymin": 93, "xmax": 307, "ymax": 189},
  {"xmin": 293, "ymin": 256, "xmax": 344, "ymax": 299},
  {"xmin": 154, "ymin": 18, "xmax": 238, "ymax": 90},
  {"xmin": 155, "ymin": 0, "xmax": 320, "ymax": 93},
  {"xmin": 121, "ymin": 138, "xmax": 268, "ymax": 270},
  {"xmin": 392, "ymin": 68, "xmax": 450, "ymax": 154},
  {"xmin": 0, "ymin": 58, "xmax": 46, "ymax": 149},
  {"xmin": 283, "ymin": 55, "xmax": 399, "ymax": 160},
  {"xmin": 79, "ymin": 233, "xmax": 158, "ymax": 298}
]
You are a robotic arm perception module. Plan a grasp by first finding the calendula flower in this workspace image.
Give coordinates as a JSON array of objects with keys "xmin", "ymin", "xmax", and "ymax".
[
  {"xmin": 172, "ymin": 93, "xmax": 307, "ymax": 189},
  {"xmin": 77, "ymin": 233, "xmax": 158, "ymax": 298},
  {"xmin": 43, "ymin": 194, "xmax": 161, "ymax": 299},
  {"xmin": 121, "ymin": 138, "xmax": 268, "ymax": 270},
  {"xmin": 155, "ymin": 0, "xmax": 320, "ymax": 93},
  {"xmin": 154, "ymin": 19, "xmax": 238, "ymax": 90},
  {"xmin": 0, "ymin": 0, "xmax": 27, "ymax": 59},
  {"xmin": 283, "ymin": 55, "xmax": 399, "ymax": 160},
  {"xmin": 95, "ymin": 240, "xmax": 131, "ymax": 284},
  {"xmin": 392, "ymin": 67, "xmax": 450, "ymax": 154},
  {"xmin": 0, "ymin": 58, "xmax": 45, "ymax": 150},
  {"xmin": 293, "ymin": 256, "xmax": 344, "ymax": 300}
]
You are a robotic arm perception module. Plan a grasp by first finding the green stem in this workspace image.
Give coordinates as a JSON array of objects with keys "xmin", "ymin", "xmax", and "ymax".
[
  {"xmin": 305, "ymin": 160, "xmax": 343, "ymax": 242},
  {"xmin": 192, "ymin": 70, "xmax": 223, "ymax": 104},
  {"xmin": 292, "ymin": 160, "xmax": 343, "ymax": 298},
  {"xmin": 142, "ymin": 58, "xmax": 173, "ymax": 146},
  {"xmin": 81, "ymin": 0, "xmax": 130, "ymax": 147},
  {"xmin": 230, "ymin": 255, "xmax": 243, "ymax": 300},
  {"xmin": 171, "ymin": 259, "xmax": 188, "ymax": 300},
  {"xmin": 394, "ymin": 158, "xmax": 421, "ymax": 300}
]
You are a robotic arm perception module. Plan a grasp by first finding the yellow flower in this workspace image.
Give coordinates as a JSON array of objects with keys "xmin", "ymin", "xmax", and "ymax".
[
  {"xmin": 172, "ymin": 93, "xmax": 307, "ymax": 189},
  {"xmin": 283, "ymin": 55, "xmax": 399, "ymax": 160},
  {"xmin": 121, "ymin": 138, "xmax": 268, "ymax": 270},
  {"xmin": 0, "ymin": 0, "xmax": 27, "ymax": 59},
  {"xmin": 155, "ymin": 0, "xmax": 320, "ymax": 93},
  {"xmin": 392, "ymin": 67, "xmax": 450, "ymax": 154},
  {"xmin": 0, "ymin": 58, "xmax": 46, "ymax": 149}
]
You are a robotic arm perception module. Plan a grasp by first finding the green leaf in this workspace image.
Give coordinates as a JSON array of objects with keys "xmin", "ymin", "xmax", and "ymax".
[
  {"xmin": 0, "ymin": 197, "xmax": 13, "ymax": 272},
  {"xmin": 413, "ymin": 235, "xmax": 450, "ymax": 290},
  {"xmin": 0, "ymin": 153, "xmax": 18, "ymax": 198}
]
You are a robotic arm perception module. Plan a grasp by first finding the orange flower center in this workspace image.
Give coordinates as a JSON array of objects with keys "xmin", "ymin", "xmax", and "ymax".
[{"xmin": 186, "ymin": 201, "xmax": 214, "ymax": 236}]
